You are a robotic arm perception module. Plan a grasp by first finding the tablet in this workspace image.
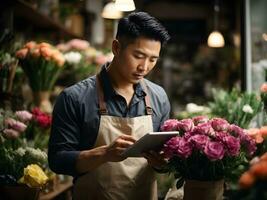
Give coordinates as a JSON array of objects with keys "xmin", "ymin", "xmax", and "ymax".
[{"xmin": 121, "ymin": 131, "xmax": 179, "ymax": 157}]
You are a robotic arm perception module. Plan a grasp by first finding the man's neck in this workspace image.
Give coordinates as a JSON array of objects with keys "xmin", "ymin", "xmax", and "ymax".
[
  {"xmin": 107, "ymin": 62, "xmax": 135, "ymax": 106},
  {"xmin": 107, "ymin": 62, "xmax": 134, "ymax": 92}
]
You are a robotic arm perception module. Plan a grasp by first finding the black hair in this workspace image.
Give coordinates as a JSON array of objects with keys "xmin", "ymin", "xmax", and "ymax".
[{"xmin": 116, "ymin": 12, "xmax": 170, "ymax": 47}]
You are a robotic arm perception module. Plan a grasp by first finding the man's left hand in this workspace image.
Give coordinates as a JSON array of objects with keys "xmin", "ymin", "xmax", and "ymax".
[{"xmin": 143, "ymin": 150, "xmax": 167, "ymax": 169}]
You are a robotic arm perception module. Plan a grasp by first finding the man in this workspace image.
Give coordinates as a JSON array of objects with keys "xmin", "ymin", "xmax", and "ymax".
[{"xmin": 48, "ymin": 11, "xmax": 170, "ymax": 200}]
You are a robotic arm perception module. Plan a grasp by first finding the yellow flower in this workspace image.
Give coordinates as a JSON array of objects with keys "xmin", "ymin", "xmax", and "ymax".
[{"xmin": 19, "ymin": 164, "xmax": 48, "ymax": 188}]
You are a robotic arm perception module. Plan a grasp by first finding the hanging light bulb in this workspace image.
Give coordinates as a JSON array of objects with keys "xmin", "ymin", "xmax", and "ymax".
[
  {"xmin": 102, "ymin": 1, "xmax": 123, "ymax": 19},
  {"xmin": 208, "ymin": 31, "xmax": 225, "ymax": 47},
  {"xmin": 207, "ymin": 0, "xmax": 225, "ymax": 48},
  {"xmin": 115, "ymin": 0, "xmax": 136, "ymax": 12}
]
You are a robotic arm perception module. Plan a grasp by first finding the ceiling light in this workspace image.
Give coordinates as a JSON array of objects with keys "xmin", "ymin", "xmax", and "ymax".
[
  {"xmin": 207, "ymin": 0, "xmax": 225, "ymax": 48},
  {"xmin": 102, "ymin": 2, "xmax": 123, "ymax": 19},
  {"xmin": 115, "ymin": 0, "xmax": 135, "ymax": 12}
]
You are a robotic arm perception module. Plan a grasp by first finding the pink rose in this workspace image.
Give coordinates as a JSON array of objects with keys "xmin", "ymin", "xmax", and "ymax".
[
  {"xmin": 229, "ymin": 124, "xmax": 246, "ymax": 138},
  {"xmin": 177, "ymin": 138, "xmax": 193, "ymax": 158},
  {"xmin": 192, "ymin": 116, "xmax": 209, "ymax": 125},
  {"xmin": 3, "ymin": 129, "xmax": 20, "ymax": 139},
  {"xmin": 211, "ymin": 118, "xmax": 229, "ymax": 131},
  {"xmin": 161, "ymin": 119, "xmax": 179, "ymax": 131},
  {"xmin": 56, "ymin": 43, "xmax": 69, "ymax": 52},
  {"xmin": 223, "ymin": 136, "xmax": 240, "ymax": 156},
  {"xmin": 94, "ymin": 54, "xmax": 108, "ymax": 66},
  {"xmin": 215, "ymin": 131, "xmax": 228, "ymax": 141},
  {"xmin": 194, "ymin": 122, "xmax": 215, "ymax": 136},
  {"xmin": 240, "ymin": 134, "xmax": 257, "ymax": 156},
  {"xmin": 260, "ymin": 83, "xmax": 267, "ymax": 93},
  {"xmin": 184, "ymin": 131, "xmax": 194, "ymax": 140},
  {"xmin": 163, "ymin": 136, "xmax": 180, "ymax": 158},
  {"xmin": 190, "ymin": 134, "xmax": 209, "ymax": 150},
  {"xmin": 15, "ymin": 111, "xmax": 33, "ymax": 122},
  {"xmin": 177, "ymin": 119, "xmax": 194, "ymax": 133},
  {"xmin": 68, "ymin": 39, "xmax": 90, "ymax": 51},
  {"xmin": 5, "ymin": 118, "xmax": 27, "ymax": 132},
  {"xmin": 204, "ymin": 141, "xmax": 225, "ymax": 160}
]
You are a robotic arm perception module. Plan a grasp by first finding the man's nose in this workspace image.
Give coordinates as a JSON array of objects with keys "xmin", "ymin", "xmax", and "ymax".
[{"xmin": 137, "ymin": 59, "xmax": 149, "ymax": 71}]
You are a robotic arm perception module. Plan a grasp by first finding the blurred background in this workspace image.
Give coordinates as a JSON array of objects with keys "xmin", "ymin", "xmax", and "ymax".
[{"xmin": 1, "ymin": 0, "xmax": 267, "ymax": 115}]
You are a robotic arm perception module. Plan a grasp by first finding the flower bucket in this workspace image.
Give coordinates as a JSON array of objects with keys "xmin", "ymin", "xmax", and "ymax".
[
  {"xmin": 0, "ymin": 185, "xmax": 40, "ymax": 200},
  {"xmin": 183, "ymin": 179, "xmax": 224, "ymax": 200},
  {"xmin": 33, "ymin": 91, "xmax": 52, "ymax": 113}
]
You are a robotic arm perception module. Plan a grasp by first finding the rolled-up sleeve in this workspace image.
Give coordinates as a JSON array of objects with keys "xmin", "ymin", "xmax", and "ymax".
[{"xmin": 48, "ymin": 91, "xmax": 81, "ymax": 176}]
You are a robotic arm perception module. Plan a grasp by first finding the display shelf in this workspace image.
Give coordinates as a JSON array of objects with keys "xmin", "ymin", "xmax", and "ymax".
[{"xmin": 13, "ymin": 0, "xmax": 81, "ymax": 39}]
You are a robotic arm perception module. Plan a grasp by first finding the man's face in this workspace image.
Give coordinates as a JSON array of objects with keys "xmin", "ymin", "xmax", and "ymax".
[{"xmin": 114, "ymin": 37, "xmax": 161, "ymax": 84}]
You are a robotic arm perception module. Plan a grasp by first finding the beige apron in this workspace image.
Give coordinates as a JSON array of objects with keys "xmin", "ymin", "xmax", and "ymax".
[{"xmin": 73, "ymin": 75, "xmax": 157, "ymax": 200}]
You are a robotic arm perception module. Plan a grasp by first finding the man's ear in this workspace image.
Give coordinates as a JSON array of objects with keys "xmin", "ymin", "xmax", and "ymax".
[{"xmin": 112, "ymin": 39, "xmax": 121, "ymax": 56}]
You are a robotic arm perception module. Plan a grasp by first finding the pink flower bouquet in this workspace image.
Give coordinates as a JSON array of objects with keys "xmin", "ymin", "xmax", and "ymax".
[{"xmin": 161, "ymin": 116, "xmax": 257, "ymax": 185}]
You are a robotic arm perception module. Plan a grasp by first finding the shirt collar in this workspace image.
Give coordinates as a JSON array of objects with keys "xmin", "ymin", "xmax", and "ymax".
[{"xmin": 99, "ymin": 63, "xmax": 146, "ymax": 99}]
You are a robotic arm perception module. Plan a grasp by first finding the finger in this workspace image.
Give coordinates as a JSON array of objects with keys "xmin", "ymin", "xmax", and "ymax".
[
  {"xmin": 108, "ymin": 146, "xmax": 127, "ymax": 156},
  {"xmin": 117, "ymin": 139, "xmax": 134, "ymax": 148},
  {"xmin": 115, "ymin": 147, "xmax": 127, "ymax": 154},
  {"xmin": 119, "ymin": 134, "xmax": 136, "ymax": 143}
]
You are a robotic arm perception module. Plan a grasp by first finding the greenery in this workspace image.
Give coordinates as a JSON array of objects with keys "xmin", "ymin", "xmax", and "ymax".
[{"xmin": 209, "ymin": 88, "xmax": 262, "ymax": 128}]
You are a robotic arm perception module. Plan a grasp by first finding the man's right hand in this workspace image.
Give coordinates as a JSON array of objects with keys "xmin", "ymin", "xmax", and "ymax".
[
  {"xmin": 105, "ymin": 134, "xmax": 136, "ymax": 162},
  {"xmin": 76, "ymin": 134, "xmax": 135, "ymax": 173}
]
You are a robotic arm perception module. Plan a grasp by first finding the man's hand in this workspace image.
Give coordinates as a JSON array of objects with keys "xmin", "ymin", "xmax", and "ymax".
[
  {"xmin": 143, "ymin": 150, "xmax": 167, "ymax": 169},
  {"xmin": 105, "ymin": 134, "xmax": 136, "ymax": 162}
]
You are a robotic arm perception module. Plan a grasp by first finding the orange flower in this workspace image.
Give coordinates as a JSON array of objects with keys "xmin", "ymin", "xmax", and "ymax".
[
  {"xmin": 260, "ymin": 83, "xmax": 267, "ymax": 93},
  {"xmin": 40, "ymin": 46, "xmax": 53, "ymax": 58},
  {"xmin": 239, "ymin": 172, "xmax": 255, "ymax": 189},
  {"xmin": 31, "ymin": 48, "xmax": 40, "ymax": 58},
  {"xmin": 24, "ymin": 41, "xmax": 36, "ymax": 50},
  {"xmin": 260, "ymin": 126, "xmax": 267, "ymax": 138},
  {"xmin": 55, "ymin": 56, "xmax": 65, "ymax": 67},
  {"xmin": 250, "ymin": 161, "xmax": 267, "ymax": 178},
  {"xmin": 247, "ymin": 128, "xmax": 263, "ymax": 143},
  {"xmin": 16, "ymin": 48, "xmax": 28, "ymax": 59},
  {"xmin": 51, "ymin": 51, "xmax": 65, "ymax": 67},
  {"xmin": 38, "ymin": 42, "xmax": 51, "ymax": 48},
  {"xmin": 260, "ymin": 153, "xmax": 267, "ymax": 162}
]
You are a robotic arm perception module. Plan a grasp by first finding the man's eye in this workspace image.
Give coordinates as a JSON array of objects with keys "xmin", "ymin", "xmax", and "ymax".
[
  {"xmin": 134, "ymin": 55, "xmax": 144, "ymax": 59},
  {"xmin": 150, "ymin": 59, "xmax": 157, "ymax": 62}
]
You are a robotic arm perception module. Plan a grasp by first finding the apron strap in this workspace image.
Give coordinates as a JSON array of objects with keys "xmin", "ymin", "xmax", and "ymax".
[
  {"xmin": 96, "ymin": 74, "xmax": 108, "ymax": 115},
  {"xmin": 140, "ymin": 80, "xmax": 153, "ymax": 115},
  {"xmin": 96, "ymin": 74, "xmax": 153, "ymax": 116}
]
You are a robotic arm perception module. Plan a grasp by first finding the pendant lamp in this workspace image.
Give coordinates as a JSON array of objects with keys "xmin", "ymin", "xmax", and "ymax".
[
  {"xmin": 102, "ymin": 1, "xmax": 123, "ymax": 19},
  {"xmin": 207, "ymin": 0, "xmax": 225, "ymax": 48},
  {"xmin": 115, "ymin": 0, "xmax": 135, "ymax": 12}
]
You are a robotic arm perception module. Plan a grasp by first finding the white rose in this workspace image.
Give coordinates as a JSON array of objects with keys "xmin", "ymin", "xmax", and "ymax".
[
  {"xmin": 64, "ymin": 51, "xmax": 82, "ymax": 64},
  {"xmin": 242, "ymin": 104, "xmax": 253, "ymax": 114}
]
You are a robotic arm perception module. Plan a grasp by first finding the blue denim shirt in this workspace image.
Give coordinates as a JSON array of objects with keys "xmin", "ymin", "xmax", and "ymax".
[{"xmin": 48, "ymin": 63, "xmax": 170, "ymax": 177}]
